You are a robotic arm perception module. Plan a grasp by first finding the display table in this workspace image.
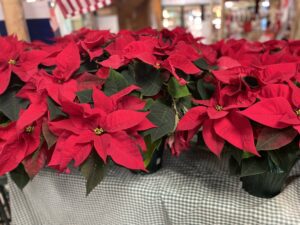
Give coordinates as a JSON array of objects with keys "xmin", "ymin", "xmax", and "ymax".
[{"xmin": 9, "ymin": 149, "xmax": 300, "ymax": 225}]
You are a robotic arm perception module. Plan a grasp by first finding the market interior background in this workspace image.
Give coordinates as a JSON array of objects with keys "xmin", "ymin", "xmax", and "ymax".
[
  {"xmin": 0, "ymin": 0, "xmax": 298, "ymax": 224},
  {"xmin": 0, "ymin": 0, "xmax": 299, "ymax": 44}
]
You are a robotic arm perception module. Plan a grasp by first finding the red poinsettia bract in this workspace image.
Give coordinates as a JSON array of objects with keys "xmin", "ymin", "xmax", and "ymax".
[
  {"xmin": 175, "ymin": 87, "xmax": 258, "ymax": 157},
  {"xmin": 0, "ymin": 36, "xmax": 47, "ymax": 94},
  {"xmin": 48, "ymin": 86, "xmax": 154, "ymax": 172}
]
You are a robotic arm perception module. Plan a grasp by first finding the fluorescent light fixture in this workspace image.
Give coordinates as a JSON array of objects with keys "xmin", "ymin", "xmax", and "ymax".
[
  {"xmin": 163, "ymin": 19, "xmax": 169, "ymax": 28},
  {"xmin": 192, "ymin": 10, "xmax": 201, "ymax": 17},
  {"xmin": 225, "ymin": 1, "xmax": 234, "ymax": 8},
  {"xmin": 163, "ymin": 9, "xmax": 170, "ymax": 19},
  {"xmin": 212, "ymin": 18, "xmax": 221, "ymax": 29},
  {"xmin": 262, "ymin": 0, "xmax": 270, "ymax": 7}
]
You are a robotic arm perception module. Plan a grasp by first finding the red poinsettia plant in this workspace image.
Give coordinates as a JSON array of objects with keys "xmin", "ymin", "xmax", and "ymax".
[
  {"xmin": 0, "ymin": 28, "xmax": 299, "ymax": 197},
  {"xmin": 173, "ymin": 38, "xmax": 300, "ymax": 197}
]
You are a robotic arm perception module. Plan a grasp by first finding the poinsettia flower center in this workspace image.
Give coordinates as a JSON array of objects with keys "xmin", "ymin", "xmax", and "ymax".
[
  {"xmin": 8, "ymin": 59, "xmax": 16, "ymax": 65},
  {"xmin": 94, "ymin": 127, "xmax": 104, "ymax": 135},
  {"xmin": 55, "ymin": 78, "xmax": 64, "ymax": 84},
  {"xmin": 296, "ymin": 109, "xmax": 300, "ymax": 116},
  {"xmin": 215, "ymin": 105, "xmax": 223, "ymax": 111},
  {"xmin": 155, "ymin": 62, "xmax": 160, "ymax": 69},
  {"xmin": 25, "ymin": 126, "xmax": 34, "ymax": 133}
]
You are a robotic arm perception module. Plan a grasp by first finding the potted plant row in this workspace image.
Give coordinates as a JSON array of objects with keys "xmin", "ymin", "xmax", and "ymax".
[{"xmin": 0, "ymin": 28, "xmax": 299, "ymax": 198}]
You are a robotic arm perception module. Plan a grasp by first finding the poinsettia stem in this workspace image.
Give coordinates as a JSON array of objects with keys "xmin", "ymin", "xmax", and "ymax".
[{"xmin": 172, "ymin": 98, "xmax": 180, "ymax": 132}]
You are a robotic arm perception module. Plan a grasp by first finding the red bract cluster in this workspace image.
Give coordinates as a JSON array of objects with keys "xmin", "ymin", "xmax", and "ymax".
[
  {"xmin": 175, "ymin": 39, "xmax": 300, "ymax": 156},
  {"xmin": 0, "ymin": 28, "xmax": 299, "ymax": 193}
]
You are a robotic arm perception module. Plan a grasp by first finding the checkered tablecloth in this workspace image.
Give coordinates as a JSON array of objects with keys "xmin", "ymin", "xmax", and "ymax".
[{"xmin": 8, "ymin": 148, "xmax": 300, "ymax": 225}]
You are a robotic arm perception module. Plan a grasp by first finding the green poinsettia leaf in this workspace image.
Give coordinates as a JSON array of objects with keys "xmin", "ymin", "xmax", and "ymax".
[
  {"xmin": 194, "ymin": 58, "xmax": 209, "ymax": 70},
  {"xmin": 47, "ymin": 97, "xmax": 67, "ymax": 121},
  {"xmin": 242, "ymin": 152, "xmax": 255, "ymax": 159},
  {"xmin": 224, "ymin": 145, "xmax": 242, "ymax": 164},
  {"xmin": 143, "ymin": 135, "xmax": 162, "ymax": 168},
  {"xmin": 240, "ymin": 156, "xmax": 269, "ymax": 177},
  {"xmin": 196, "ymin": 79, "xmax": 215, "ymax": 100},
  {"xmin": 133, "ymin": 61, "xmax": 163, "ymax": 96},
  {"xmin": 268, "ymin": 139, "xmax": 300, "ymax": 172},
  {"xmin": 80, "ymin": 151, "xmax": 108, "ymax": 196},
  {"xmin": 121, "ymin": 68, "xmax": 136, "ymax": 84},
  {"xmin": 144, "ymin": 98, "xmax": 155, "ymax": 111},
  {"xmin": 176, "ymin": 96, "xmax": 192, "ymax": 109},
  {"xmin": 256, "ymin": 127, "xmax": 298, "ymax": 150},
  {"xmin": 144, "ymin": 101, "xmax": 176, "ymax": 142},
  {"xmin": 103, "ymin": 69, "xmax": 129, "ymax": 96},
  {"xmin": 74, "ymin": 60, "xmax": 99, "ymax": 76},
  {"xmin": 76, "ymin": 89, "xmax": 93, "ymax": 104},
  {"xmin": 10, "ymin": 164, "xmax": 30, "ymax": 190},
  {"xmin": 0, "ymin": 87, "xmax": 29, "ymax": 121},
  {"xmin": 167, "ymin": 77, "xmax": 191, "ymax": 99}
]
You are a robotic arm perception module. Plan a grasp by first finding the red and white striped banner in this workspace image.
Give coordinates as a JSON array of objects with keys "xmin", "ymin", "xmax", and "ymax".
[{"xmin": 56, "ymin": 0, "xmax": 112, "ymax": 18}]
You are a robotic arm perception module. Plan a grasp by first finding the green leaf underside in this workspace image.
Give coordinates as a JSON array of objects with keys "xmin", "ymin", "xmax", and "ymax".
[
  {"xmin": 47, "ymin": 97, "xmax": 67, "ymax": 121},
  {"xmin": 76, "ymin": 89, "xmax": 93, "ymax": 104},
  {"xmin": 167, "ymin": 77, "xmax": 191, "ymax": 99},
  {"xmin": 80, "ymin": 151, "xmax": 107, "ymax": 196},
  {"xmin": 256, "ymin": 127, "xmax": 298, "ymax": 150},
  {"xmin": 42, "ymin": 122, "xmax": 57, "ymax": 149},
  {"xmin": 144, "ymin": 101, "xmax": 176, "ymax": 142},
  {"xmin": 103, "ymin": 69, "xmax": 129, "ymax": 96},
  {"xmin": 23, "ymin": 149, "xmax": 43, "ymax": 179},
  {"xmin": 0, "ymin": 87, "xmax": 29, "ymax": 121},
  {"xmin": 134, "ymin": 62, "xmax": 163, "ymax": 96},
  {"xmin": 10, "ymin": 164, "xmax": 30, "ymax": 190}
]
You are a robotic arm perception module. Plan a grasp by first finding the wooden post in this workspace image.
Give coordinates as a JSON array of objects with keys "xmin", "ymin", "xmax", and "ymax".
[
  {"xmin": 149, "ymin": 0, "xmax": 162, "ymax": 30},
  {"xmin": 115, "ymin": 0, "xmax": 147, "ymax": 30},
  {"xmin": 291, "ymin": 0, "xmax": 300, "ymax": 39},
  {"xmin": 1, "ymin": 0, "xmax": 29, "ymax": 41},
  {"xmin": 116, "ymin": 0, "xmax": 162, "ymax": 30}
]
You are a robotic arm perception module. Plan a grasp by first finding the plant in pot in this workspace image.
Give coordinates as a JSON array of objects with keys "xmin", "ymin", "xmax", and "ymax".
[
  {"xmin": 1, "ymin": 29, "xmax": 299, "ymax": 198},
  {"xmin": 173, "ymin": 49, "xmax": 300, "ymax": 198},
  {"xmin": 0, "ymin": 28, "xmax": 209, "ymax": 195}
]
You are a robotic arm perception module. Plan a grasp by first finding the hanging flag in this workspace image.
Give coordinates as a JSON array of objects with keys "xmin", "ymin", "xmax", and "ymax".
[{"xmin": 56, "ymin": 0, "xmax": 112, "ymax": 18}]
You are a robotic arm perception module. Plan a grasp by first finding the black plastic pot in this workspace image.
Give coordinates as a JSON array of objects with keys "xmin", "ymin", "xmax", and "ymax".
[
  {"xmin": 229, "ymin": 139, "xmax": 300, "ymax": 198},
  {"xmin": 240, "ymin": 171, "xmax": 290, "ymax": 198}
]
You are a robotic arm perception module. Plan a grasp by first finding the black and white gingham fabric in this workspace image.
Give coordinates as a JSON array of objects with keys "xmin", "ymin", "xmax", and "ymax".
[{"xmin": 8, "ymin": 149, "xmax": 300, "ymax": 225}]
